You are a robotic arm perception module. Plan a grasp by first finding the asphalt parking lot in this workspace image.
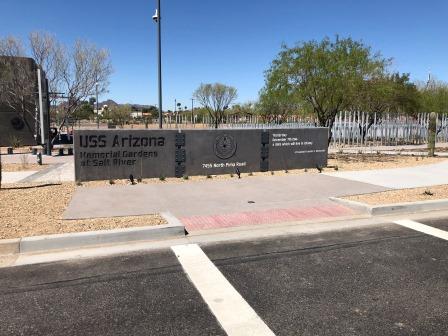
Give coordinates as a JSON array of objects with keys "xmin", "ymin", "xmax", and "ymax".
[{"xmin": 0, "ymin": 218, "xmax": 447, "ymax": 335}]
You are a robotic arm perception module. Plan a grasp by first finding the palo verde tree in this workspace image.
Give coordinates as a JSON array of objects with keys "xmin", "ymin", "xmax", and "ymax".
[
  {"xmin": 352, "ymin": 72, "xmax": 420, "ymax": 140},
  {"xmin": 419, "ymin": 79, "xmax": 448, "ymax": 114},
  {"xmin": 258, "ymin": 83, "xmax": 299, "ymax": 123},
  {"xmin": 193, "ymin": 83, "xmax": 238, "ymax": 128},
  {"xmin": 417, "ymin": 78, "xmax": 448, "ymax": 135},
  {"xmin": 262, "ymin": 36, "xmax": 388, "ymax": 143}
]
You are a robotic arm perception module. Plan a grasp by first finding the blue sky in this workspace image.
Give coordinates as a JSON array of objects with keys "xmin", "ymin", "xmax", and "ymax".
[{"xmin": 1, "ymin": 0, "xmax": 447, "ymax": 108}]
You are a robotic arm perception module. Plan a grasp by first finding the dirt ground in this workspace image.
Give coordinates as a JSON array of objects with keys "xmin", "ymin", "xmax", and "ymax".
[
  {"xmin": 76, "ymin": 154, "xmax": 447, "ymax": 187},
  {"xmin": 2, "ymin": 163, "xmax": 49, "ymax": 172},
  {"xmin": 345, "ymin": 185, "xmax": 448, "ymax": 206},
  {"xmin": 405, "ymin": 147, "xmax": 448, "ymax": 153},
  {"xmin": 0, "ymin": 146, "xmax": 33, "ymax": 155},
  {"xmin": 1, "ymin": 153, "xmax": 447, "ymax": 240},
  {"xmin": 0, "ymin": 183, "xmax": 166, "ymax": 240},
  {"xmin": 328, "ymin": 153, "xmax": 445, "ymax": 171}
]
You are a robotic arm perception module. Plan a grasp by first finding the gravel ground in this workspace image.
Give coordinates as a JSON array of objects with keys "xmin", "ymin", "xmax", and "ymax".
[
  {"xmin": 0, "ymin": 146, "xmax": 32, "ymax": 154},
  {"xmin": 345, "ymin": 184, "xmax": 448, "ymax": 205},
  {"xmin": 328, "ymin": 153, "xmax": 445, "ymax": 171},
  {"xmin": 1, "ymin": 163, "xmax": 49, "ymax": 172},
  {"xmin": 79, "ymin": 169, "xmax": 319, "ymax": 187},
  {"xmin": 0, "ymin": 183, "xmax": 166, "ymax": 239},
  {"xmin": 77, "ymin": 154, "xmax": 447, "ymax": 187}
]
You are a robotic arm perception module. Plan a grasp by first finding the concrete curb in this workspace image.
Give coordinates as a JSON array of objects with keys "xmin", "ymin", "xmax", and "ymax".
[
  {"xmin": 1, "ymin": 212, "xmax": 185, "ymax": 255},
  {"xmin": 330, "ymin": 197, "xmax": 448, "ymax": 216},
  {"xmin": 0, "ymin": 239, "xmax": 20, "ymax": 255}
]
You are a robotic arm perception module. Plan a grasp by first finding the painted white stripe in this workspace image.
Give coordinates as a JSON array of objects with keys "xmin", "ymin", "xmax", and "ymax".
[
  {"xmin": 172, "ymin": 244, "xmax": 275, "ymax": 336},
  {"xmin": 394, "ymin": 220, "xmax": 448, "ymax": 241}
]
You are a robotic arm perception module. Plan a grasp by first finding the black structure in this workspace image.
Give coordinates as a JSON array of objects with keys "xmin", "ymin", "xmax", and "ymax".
[
  {"xmin": 74, "ymin": 128, "xmax": 328, "ymax": 182},
  {"xmin": 0, "ymin": 56, "xmax": 50, "ymax": 147}
]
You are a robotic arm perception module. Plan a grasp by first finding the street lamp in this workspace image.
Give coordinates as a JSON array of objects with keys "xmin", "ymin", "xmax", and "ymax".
[
  {"xmin": 153, "ymin": 0, "xmax": 163, "ymax": 129},
  {"xmin": 191, "ymin": 98, "xmax": 195, "ymax": 125},
  {"xmin": 95, "ymin": 82, "xmax": 99, "ymax": 129}
]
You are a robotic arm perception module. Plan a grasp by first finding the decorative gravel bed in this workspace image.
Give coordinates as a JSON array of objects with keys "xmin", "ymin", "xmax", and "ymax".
[
  {"xmin": 76, "ymin": 155, "xmax": 447, "ymax": 187},
  {"xmin": 1, "ymin": 163, "xmax": 49, "ymax": 172},
  {"xmin": 328, "ymin": 153, "xmax": 445, "ymax": 171},
  {"xmin": 345, "ymin": 185, "xmax": 448, "ymax": 206},
  {"xmin": 0, "ymin": 183, "xmax": 166, "ymax": 239}
]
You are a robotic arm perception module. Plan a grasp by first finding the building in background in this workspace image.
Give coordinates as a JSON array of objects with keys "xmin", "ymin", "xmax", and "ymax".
[{"xmin": 0, "ymin": 56, "xmax": 50, "ymax": 148}]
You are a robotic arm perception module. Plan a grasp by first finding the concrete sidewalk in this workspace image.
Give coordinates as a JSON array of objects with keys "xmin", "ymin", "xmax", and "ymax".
[
  {"xmin": 64, "ymin": 174, "xmax": 388, "ymax": 230},
  {"xmin": 1, "ymin": 171, "xmax": 38, "ymax": 184},
  {"xmin": 324, "ymin": 160, "xmax": 448, "ymax": 189},
  {"xmin": 2, "ymin": 162, "xmax": 75, "ymax": 184},
  {"xmin": 1, "ymin": 153, "xmax": 72, "ymax": 164}
]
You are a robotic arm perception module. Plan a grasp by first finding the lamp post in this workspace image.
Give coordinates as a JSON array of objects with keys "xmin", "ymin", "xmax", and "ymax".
[
  {"xmin": 153, "ymin": 0, "xmax": 163, "ymax": 129},
  {"xmin": 95, "ymin": 82, "xmax": 99, "ymax": 129},
  {"xmin": 174, "ymin": 99, "xmax": 177, "ymax": 127},
  {"xmin": 191, "ymin": 98, "xmax": 195, "ymax": 126}
]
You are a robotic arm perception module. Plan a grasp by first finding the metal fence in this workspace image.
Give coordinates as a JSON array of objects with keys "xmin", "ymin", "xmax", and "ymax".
[
  {"xmin": 74, "ymin": 112, "xmax": 448, "ymax": 147},
  {"xmin": 329, "ymin": 112, "xmax": 448, "ymax": 147}
]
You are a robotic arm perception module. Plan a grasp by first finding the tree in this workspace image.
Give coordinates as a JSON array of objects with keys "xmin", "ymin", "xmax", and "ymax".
[
  {"xmin": 73, "ymin": 101, "xmax": 94, "ymax": 120},
  {"xmin": 142, "ymin": 105, "xmax": 158, "ymax": 128},
  {"xmin": 419, "ymin": 79, "xmax": 448, "ymax": 114},
  {"xmin": 258, "ymin": 86, "xmax": 299, "ymax": 123},
  {"xmin": 29, "ymin": 32, "xmax": 64, "ymax": 103},
  {"xmin": 352, "ymin": 73, "xmax": 420, "ymax": 140},
  {"xmin": 193, "ymin": 83, "xmax": 237, "ymax": 128},
  {"xmin": 228, "ymin": 103, "xmax": 254, "ymax": 116},
  {"xmin": 104, "ymin": 104, "xmax": 132, "ymax": 127},
  {"xmin": 55, "ymin": 40, "xmax": 112, "ymax": 131},
  {"xmin": 418, "ymin": 79, "xmax": 448, "ymax": 134},
  {"xmin": 262, "ymin": 36, "xmax": 388, "ymax": 142},
  {"xmin": 1, "ymin": 32, "xmax": 113, "ymax": 136},
  {"xmin": 142, "ymin": 106, "xmax": 158, "ymax": 118}
]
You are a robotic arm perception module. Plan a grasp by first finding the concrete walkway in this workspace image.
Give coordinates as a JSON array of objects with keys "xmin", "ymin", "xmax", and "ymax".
[
  {"xmin": 324, "ymin": 160, "xmax": 448, "ymax": 189},
  {"xmin": 2, "ymin": 162, "xmax": 75, "ymax": 184},
  {"xmin": 1, "ymin": 153, "xmax": 72, "ymax": 164},
  {"xmin": 1, "ymin": 171, "xmax": 38, "ymax": 184},
  {"xmin": 64, "ymin": 174, "xmax": 388, "ymax": 230}
]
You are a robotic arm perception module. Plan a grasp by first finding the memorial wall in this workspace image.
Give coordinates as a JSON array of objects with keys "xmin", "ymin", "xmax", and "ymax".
[{"xmin": 74, "ymin": 128, "xmax": 328, "ymax": 181}]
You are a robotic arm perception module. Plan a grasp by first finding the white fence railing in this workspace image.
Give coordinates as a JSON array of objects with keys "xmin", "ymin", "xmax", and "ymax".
[{"xmin": 74, "ymin": 112, "xmax": 448, "ymax": 147}]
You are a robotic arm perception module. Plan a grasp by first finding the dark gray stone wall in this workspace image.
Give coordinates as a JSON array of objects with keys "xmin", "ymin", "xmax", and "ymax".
[
  {"xmin": 268, "ymin": 128, "xmax": 328, "ymax": 171},
  {"xmin": 74, "ymin": 128, "xmax": 328, "ymax": 182},
  {"xmin": 0, "ymin": 57, "xmax": 48, "ymax": 147},
  {"xmin": 183, "ymin": 129, "xmax": 262, "ymax": 176},
  {"xmin": 74, "ymin": 130, "xmax": 176, "ymax": 181},
  {"xmin": 0, "ymin": 111, "xmax": 37, "ymax": 146}
]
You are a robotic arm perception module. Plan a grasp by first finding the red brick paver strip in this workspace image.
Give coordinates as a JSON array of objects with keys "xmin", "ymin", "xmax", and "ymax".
[{"xmin": 180, "ymin": 204, "xmax": 355, "ymax": 231}]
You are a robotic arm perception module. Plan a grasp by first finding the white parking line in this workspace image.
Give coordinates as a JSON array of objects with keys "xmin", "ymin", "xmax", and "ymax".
[
  {"xmin": 171, "ymin": 244, "xmax": 275, "ymax": 336},
  {"xmin": 394, "ymin": 220, "xmax": 448, "ymax": 241}
]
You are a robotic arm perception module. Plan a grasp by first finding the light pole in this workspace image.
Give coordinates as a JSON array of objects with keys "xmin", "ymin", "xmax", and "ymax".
[
  {"xmin": 95, "ymin": 82, "xmax": 99, "ymax": 129},
  {"xmin": 153, "ymin": 0, "xmax": 163, "ymax": 129},
  {"xmin": 191, "ymin": 98, "xmax": 194, "ymax": 125}
]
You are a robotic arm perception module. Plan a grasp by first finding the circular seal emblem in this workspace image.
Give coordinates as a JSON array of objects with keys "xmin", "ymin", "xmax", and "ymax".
[
  {"xmin": 214, "ymin": 134, "xmax": 237, "ymax": 159},
  {"xmin": 10, "ymin": 117, "xmax": 25, "ymax": 131}
]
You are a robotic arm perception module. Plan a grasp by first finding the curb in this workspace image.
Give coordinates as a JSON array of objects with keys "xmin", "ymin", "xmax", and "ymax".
[
  {"xmin": 330, "ymin": 197, "xmax": 448, "ymax": 216},
  {"xmin": 0, "ymin": 212, "xmax": 185, "ymax": 255},
  {"xmin": 0, "ymin": 239, "xmax": 20, "ymax": 255}
]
